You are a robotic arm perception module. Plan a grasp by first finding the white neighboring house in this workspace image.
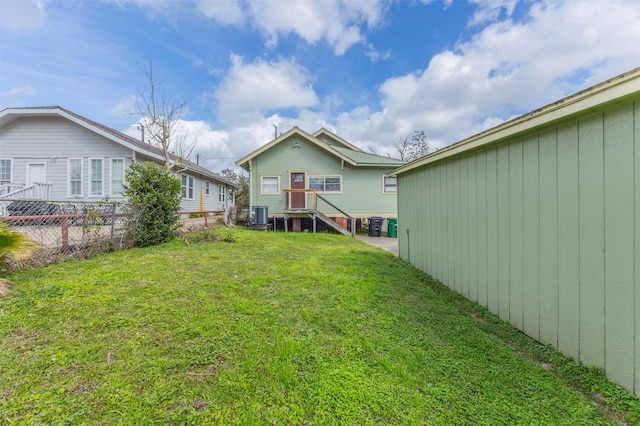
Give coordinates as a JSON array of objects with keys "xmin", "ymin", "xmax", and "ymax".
[{"xmin": 0, "ymin": 106, "xmax": 237, "ymax": 211}]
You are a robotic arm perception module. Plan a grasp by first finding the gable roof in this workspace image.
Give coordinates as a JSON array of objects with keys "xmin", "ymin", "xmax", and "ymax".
[
  {"xmin": 312, "ymin": 128, "xmax": 364, "ymax": 152},
  {"xmin": 0, "ymin": 106, "xmax": 238, "ymax": 188},
  {"xmin": 392, "ymin": 66, "xmax": 640, "ymax": 176},
  {"xmin": 236, "ymin": 126, "xmax": 405, "ymax": 170}
]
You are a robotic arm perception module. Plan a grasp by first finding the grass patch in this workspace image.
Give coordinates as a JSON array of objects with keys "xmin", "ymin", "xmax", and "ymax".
[{"xmin": 1, "ymin": 229, "xmax": 638, "ymax": 424}]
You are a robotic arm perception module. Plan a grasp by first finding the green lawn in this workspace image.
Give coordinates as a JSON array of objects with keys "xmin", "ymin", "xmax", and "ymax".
[{"xmin": 1, "ymin": 228, "xmax": 638, "ymax": 425}]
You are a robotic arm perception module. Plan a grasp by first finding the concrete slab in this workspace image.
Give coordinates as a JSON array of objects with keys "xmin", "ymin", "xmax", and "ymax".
[{"xmin": 356, "ymin": 235, "xmax": 399, "ymax": 256}]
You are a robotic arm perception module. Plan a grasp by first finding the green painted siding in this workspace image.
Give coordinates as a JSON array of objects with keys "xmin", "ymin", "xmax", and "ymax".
[
  {"xmin": 249, "ymin": 135, "xmax": 398, "ymax": 217},
  {"xmin": 397, "ymin": 98, "xmax": 640, "ymax": 395}
]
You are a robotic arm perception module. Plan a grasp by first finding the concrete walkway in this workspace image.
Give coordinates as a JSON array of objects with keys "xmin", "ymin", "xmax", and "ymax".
[{"xmin": 356, "ymin": 235, "xmax": 399, "ymax": 256}]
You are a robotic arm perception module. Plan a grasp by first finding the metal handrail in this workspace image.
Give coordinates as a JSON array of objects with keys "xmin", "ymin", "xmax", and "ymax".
[{"xmin": 282, "ymin": 189, "xmax": 355, "ymax": 235}]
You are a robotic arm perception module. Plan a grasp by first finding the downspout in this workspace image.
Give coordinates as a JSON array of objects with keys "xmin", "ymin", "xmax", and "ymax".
[{"xmin": 248, "ymin": 159, "xmax": 254, "ymax": 211}]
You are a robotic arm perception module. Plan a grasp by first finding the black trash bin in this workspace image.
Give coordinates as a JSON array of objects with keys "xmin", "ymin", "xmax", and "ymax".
[{"xmin": 367, "ymin": 216, "xmax": 383, "ymax": 237}]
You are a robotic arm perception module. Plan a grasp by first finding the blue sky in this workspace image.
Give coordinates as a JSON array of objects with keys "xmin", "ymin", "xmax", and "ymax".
[{"xmin": 1, "ymin": 0, "xmax": 639, "ymax": 172}]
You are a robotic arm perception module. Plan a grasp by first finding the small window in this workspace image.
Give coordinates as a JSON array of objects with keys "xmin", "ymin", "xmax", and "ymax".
[
  {"xmin": 111, "ymin": 158, "xmax": 125, "ymax": 196},
  {"xmin": 309, "ymin": 176, "xmax": 341, "ymax": 192},
  {"xmin": 218, "ymin": 185, "xmax": 226, "ymax": 203},
  {"xmin": 90, "ymin": 158, "xmax": 103, "ymax": 196},
  {"xmin": 0, "ymin": 159, "xmax": 12, "ymax": 184},
  {"xmin": 205, "ymin": 181, "xmax": 210, "ymax": 196},
  {"xmin": 384, "ymin": 175, "xmax": 397, "ymax": 193},
  {"xmin": 261, "ymin": 176, "xmax": 279, "ymax": 194},
  {"xmin": 182, "ymin": 174, "xmax": 194, "ymax": 199},
  {"xmin": 68, "ymin": 158, "xmax": 83, "ymax": 197}
]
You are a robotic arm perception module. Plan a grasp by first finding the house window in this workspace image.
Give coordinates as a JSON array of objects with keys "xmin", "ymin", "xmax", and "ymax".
[
  {"xmin": 218, "ymin": 185, "xmax": 226, "ymax": 203},
  {"xmin": 111, "ymin": 158, "xmax": 125, "ymax": 196},
  {"xmin": 384, "ymin": 175, "xmax": 397, "ymax": 193},
  {"xmin": 0, "ymin": 159, "xmax": 12, "ymax": 184},
  {"xmin": 68, "ymin": 159, "xmax": 83, "ymax": 197},
  {"xmin": 90, "ymin": 158, "xmax": 103, "ymax": 196},
  {"xmin": 205, "ymin": 181, "xmax": 210, "ymax": 196},
  {"xmin": 182, "ymin": 174, "xmax": 194, "ymax": 199},
  {"xmin": 309, "ymin": 176, "xmax": 341, "ymax": 192},
  {"xmin": 261, "ymin": 176, "xmax": 279, "ymax": 194}
]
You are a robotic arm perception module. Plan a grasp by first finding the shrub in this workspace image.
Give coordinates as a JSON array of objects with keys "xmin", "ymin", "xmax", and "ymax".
[{"xmin": 124, "ymin": 162, "xmax": 182, "ymax": 247}]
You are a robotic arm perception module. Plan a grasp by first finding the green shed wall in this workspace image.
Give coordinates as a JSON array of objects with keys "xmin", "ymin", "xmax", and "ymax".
[
  {"xmin": 397, "ymin": 98, "xmax": 640, "ymax": 395},
  {"xmin": 249, "ymin": 135, "xmax": 397, "ymax": 217}
]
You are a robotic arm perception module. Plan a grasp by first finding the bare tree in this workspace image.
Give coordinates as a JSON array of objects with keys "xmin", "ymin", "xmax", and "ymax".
[
  {"xmin": 395, "ymin": 130, "xmax": 431, "ymax": 161},
  {"xmin": 394, "ymin": 136, "xmax": 411, "ymax": 161},
  {"xmin": 406, "ymin": 130, "xmax": 430, "ymax": 161},
  {"xmin": 134, "ymin": 61, "xmax": 196, "ymax": 170},
  {"xmin": 366, "ymin": 144, "xmax": 378, "ymax": 155}
]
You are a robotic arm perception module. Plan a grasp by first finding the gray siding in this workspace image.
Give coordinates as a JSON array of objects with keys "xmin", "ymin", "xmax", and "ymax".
[
  {"xmin": 1, "ymin": 115, "xmax": 233, "ymax": 211},
  {"xmin": 398, "ymin": 97, "xmax": 640, "ymax": 395},
  {"xmin": 1, "ymin": 117, "xmax": 131, "ymax": 200}
]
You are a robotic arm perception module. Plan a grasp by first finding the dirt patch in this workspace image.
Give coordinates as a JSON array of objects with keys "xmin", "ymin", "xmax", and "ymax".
[
  {"xmin": 70, "ymin": 380, "xmax": 99, "ymax": 395},
  {"xmin": 540, "ymin": 362, "xmax": 554, "ymax": 372},
  {"xmin": 0, "ymin": 278, "xmax": 13, "ymax": 296},
  {"xmin": 471, "ymin": 312, "xmax": 487, "ymax": 323}
]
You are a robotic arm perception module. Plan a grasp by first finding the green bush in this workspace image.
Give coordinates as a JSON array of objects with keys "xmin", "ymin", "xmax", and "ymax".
[{"xmin": 124, "ymin": 162, "xmax": 182, "ymax": 246}]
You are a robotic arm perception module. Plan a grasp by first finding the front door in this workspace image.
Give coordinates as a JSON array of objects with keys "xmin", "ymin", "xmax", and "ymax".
[
  {"xmin": 290, "ymin": 172, "xmax": 305, "ymax": 209},
  {"xmin": 27, "ymin": 163, "xmax": 46, "ymax": 185}
]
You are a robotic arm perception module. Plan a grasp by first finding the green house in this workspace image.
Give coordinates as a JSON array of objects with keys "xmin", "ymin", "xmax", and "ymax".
[{"xmin": 236, "ymin": 127, "xmax": 405, "ymax": 235}]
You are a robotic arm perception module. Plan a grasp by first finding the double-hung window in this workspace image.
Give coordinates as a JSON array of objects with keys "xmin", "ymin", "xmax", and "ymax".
[
  {"xmin": 90, "ymin": 158, "xmax": 103, "ymax": 196},
  {"xmin": 309, "ymin": 176, "xmax": 341, "ymax": 192},
  {"xmin": 0, "ymin": 159, "xmax": 12, "ymax": 184},
  {"xmin": 111, "ymin": 158, "xmax": 125, "ymax": 196},
  {"xmin": 261, "ymin": 176, "xmax": 279, "ymax": 194},
  {"xmin": 182, "ymin": 174, "xmax": 194, "ymax": 199},
  {"xmin": 69, "ymin": 158, "xmax": 83, "ymax": 197},
  {"xmin": 218, "ymin": 185, "xmax": 226, "ymax": 203},
  {"xmin": 205, "ymin": 181, "xmax": 210, "ymax": 196},
  {"xmin": 384, "ymin": 175, "xmax": 397, "ymax": 193}
]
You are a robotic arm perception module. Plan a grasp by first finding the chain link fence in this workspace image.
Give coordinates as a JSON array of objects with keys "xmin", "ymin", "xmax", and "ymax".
[{"xmin": 1, "ymin": 199, "xmax": 144, "ymax": 270}]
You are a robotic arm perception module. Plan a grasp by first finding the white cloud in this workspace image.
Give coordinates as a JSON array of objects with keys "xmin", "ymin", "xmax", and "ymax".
[
  {"xmin": 107, "ymin": 0, "xmax": 389, "ymax": 55},
  {"xmin": 0, "ymin": 0, "xmax": 46, "ymax": 34},
  {"xmin": 247, "ymin": 0, "xmax": 366, "ymax": 54},
  {"xmin": 0, "ymin": 85, "xmax": 36, "ymax": 97},
  {"xmin": 215, "ymin": 54, "xmax": 319, "ymax": 124},
  {"xmin": 335, "ymin": 0, "xmax": 640, "ymax": 155},
  {"xmin": 137, "ymin": 0, "xmax": 640, "ymax": 168},
  {"xmin": 194, "ymin": 0, "xmax": 244, "ymax": 25},
  {"xmin": 467, "ymin": 0, "xmax": 518, "ymax": 26}
]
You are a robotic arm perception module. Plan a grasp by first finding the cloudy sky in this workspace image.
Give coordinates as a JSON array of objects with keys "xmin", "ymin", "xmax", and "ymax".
[{"xmin": 1, "ymin": 0, "xmax": 639, "ymax": 172}]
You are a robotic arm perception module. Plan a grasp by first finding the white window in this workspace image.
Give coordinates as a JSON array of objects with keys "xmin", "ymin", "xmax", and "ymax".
[
  {"xmin": 0, "ymin": 159, "xmax": 12, "ymax": 184},
  {"xmin": 68, "ymin": 158, "xmax": 83, "ymax": 197},
  {"xmin": 309, "ymin": 176, "xmax": 341, "ymax": 192},
  {"xmin": 182, "ymin": 174, "xmax": 194, "ymax": 199},
  {"xmin": 218, "ymin": 185, "xmax": 226, "ymax": 203},
  {"xmin": 384, "ymin": 175, "xmax": 397, "ymax": 193},
  {"xmin": 89, "ymin": 158, "xmax": 103, "ymax": 196},
  {"xmin": 111, "ymin": 158, "xmax": 125, "ymax": 196},
  {"xmin": 261, "ymin": 176, "xmax": 279, "ymax": 194},
  {"xmin": 205, "ymin": 181, "xmax": 210, "ymax": 196}
]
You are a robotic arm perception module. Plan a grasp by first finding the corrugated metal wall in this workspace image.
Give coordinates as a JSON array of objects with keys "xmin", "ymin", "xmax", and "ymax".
[{"xmin": 397, "ymin": 98, "xmax": 640, "ymax": 395}]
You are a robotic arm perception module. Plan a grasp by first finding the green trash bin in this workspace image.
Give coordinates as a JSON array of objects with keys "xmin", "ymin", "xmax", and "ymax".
[{"xmin": 387, "ymin": 217, "xmax": 398, "ymax": 238}]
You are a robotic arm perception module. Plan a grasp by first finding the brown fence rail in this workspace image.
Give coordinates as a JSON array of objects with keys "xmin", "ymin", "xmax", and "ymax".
[{"xmin": 1, "ymin": 199, "xmax": 143, "ymax": 270}]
